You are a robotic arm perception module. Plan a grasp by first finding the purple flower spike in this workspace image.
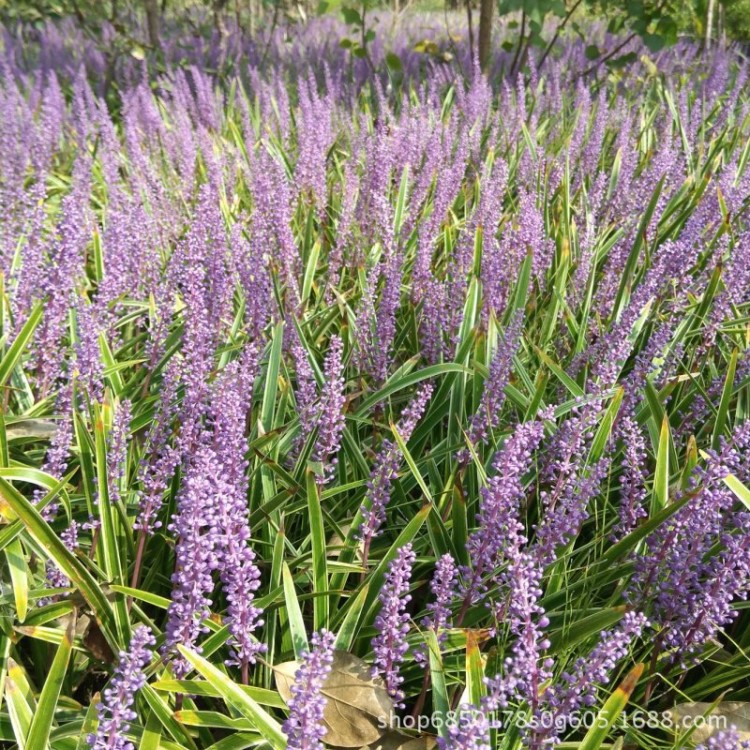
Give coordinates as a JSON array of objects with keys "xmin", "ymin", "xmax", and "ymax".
[
  {"xmin": 212, "ymin": 349, "xmax": 266, "ymax": 675},
  {"xmin": 533, "ymin": 407, "xmax": 610, "ymax": 568},
  {"xmin": 459, "ymin": 311, "xmax": 524, "ymax": 465},
  {"xmin": 359, "ymin": 384, "xmax": 433, "ymax": 552},
  {"xmin": 291, "ymin": 331, "xmax": 319, "ymax": 454},
  {"xmin": 461, "ymin": 418, "xmax": 545, "ymax": 606},
  {"xmin": 107, "ymin": 400, "xmax": 132, "ymax": 507},
  {"xmin": 39, "ymin": 380, "xmax": 74, "ymax": 521},
  {"xmin": 283, "ymin": 629, "xmax": 336, "ymax": 750},
  {"xmin": 416, "ymin": 552, "xmax": 457, "ymax": 665},
  {"xmin": 135, "ymin": 359, "xmax": 181, "ymax": 536},
  {"xmin": 424, "ymin": 553, "xmax": 457, "ymax": 634},
  {"xmin": 371, "ymin": 544, "xmax": 416, "ymax": 708},
  {"xmin": 548, "ymin": 611, "xmax": 648, "ymax": 719},
  {"xmin": 163, "ymin": 440, "xmax": 221, "ymax": 678},
  {"xmin": 313, "ymin": 336, "xmax": 346, "ymax": 484},
  {"xmin": 88, "ymin": 625, "xmax": 155, "ymax": 750},
  {"xmin": 485, "ymin": 552, "xmax": 552, "ymax": 724}
]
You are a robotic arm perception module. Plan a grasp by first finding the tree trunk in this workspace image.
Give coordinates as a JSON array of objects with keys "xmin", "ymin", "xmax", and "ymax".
[
  {"xmin": 706, "ymin": 0, "xmax": 716, "ymax": 49},
  {"xmin": 144, "ymin": 0, "xmax": 160, "ymax": 48},
  {"xmin": 214, "ymin": 0, "xmax": 229, "ymax": 35},
  {"xmin": 478, "ymin": 0, "xmax": 493, "ymax": 73},
  {"xmin": 465, "ymin": 0, "xmax": 474, "ymax": 64}
]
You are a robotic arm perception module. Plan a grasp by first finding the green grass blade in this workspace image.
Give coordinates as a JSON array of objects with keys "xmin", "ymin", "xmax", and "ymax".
[
  {"xmin": 425, "ymin": 630, "xmax": 449, "ymax": 739},
  {"xmin": 261, "ymin": 322, "xmax": 284, "ymax": 432},
  {"xmin": 0, "ymin": 476, "xmax": 119, "ymax": 649},
  {"xmin": 306, "ymin": 469, "xmax": 329, "ymax": 631},
  {"xmin": 391, "ymin": 422, "xmax": 433, "ymax": 503},
  {"xmin": 465, "ymin": 630, "xmax": 486, "ymax": 707},
  {"xmin": 152, "ymin": 679, "xmax": 285, "ymax": 707},
  {"xmin": 333, "ymin": 584, "xmax": 368, "ymax": 651},
  {"xmin": 712, "ymin": 348, "xmax": 738, "ymax": 450},
  {"xmin": 75, "ymin": 692, "xmax": 101, "ymax": 750},
  {"xmin": 301, "ymin": 240, "xmax": 321, "ymax": 304},
  {"xmin": 93, "ymin": 404, "xmax": 130, "ymax": 643},
  {"xmin": 141, "ymin": 684, "xmax": 199, "ymax": 750},
  {"xmin": 355, "ymin": 363, "xmax": 466, "ymax": 417},
  {"xmin": 652, "ymin": 415, "xmax": 671, "ymax": 514},
  {"xmin": 282, "ymin": 562, "xmax": 309, "ymax": 659},
  {"xmin": 577, "ymin": 663, "xmax": 644, "ymax": 750},
  {"xmin": 4, "ymin": 538, "xmax": 28, "ymax": 622},
  {"xmin": 25, "ymin": 614, "xmax": 76, "ymax": 750},
  {"xmin": 0, "ymin": 302, "xmax": 42, "ymax": 390},
  {"xmin": 177, "ymin": 646, "xmax": 286, "ymax": 750},
  {"xmin": 723, "ymin": 473, "xmax": 750, "ymax": 512},
  {"xmin": 137, "ymin": 708, "xmax": 163, "ymax": 750},
  {"xmin": 5, "ymin": 672, "xmax": 34, "ymax": 750},
  {"xmin": 588, "ymin": 387, "xmax": 624, "ymax": 463}
]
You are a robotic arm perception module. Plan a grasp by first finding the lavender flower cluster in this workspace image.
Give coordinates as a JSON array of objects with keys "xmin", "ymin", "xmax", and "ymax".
[
  {"xmin": 88, "ymin": 625, "xmax": 156, "ymax": 750},
  {"xmin": 2, "ymin": 14, "xmax": 750, "ymax": 750},
  {"xmin": 283, "ymin": 630, "xmax": 336, "ymax": 750}
]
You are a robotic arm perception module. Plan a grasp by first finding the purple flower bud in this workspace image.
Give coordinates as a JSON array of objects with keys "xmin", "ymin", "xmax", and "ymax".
[
  {"xmin": 39, "ymin": 380, "xmax": 74, "ymax": 522},
  {"xmin": 212, "ymin": 348, "xmax": 266, "ymax": 672},
  {"xmin": 533, "ymin": 407, "xmax": 610, "ymax": 568},
  {"xmin": 438, "ymin": 705, "xmax": 491, "ymax": 750},
  {"xmin": 135, "ymin": 360, "xmax": 181, "ymax": 536},
  {"xmin": 697, "ymin": 729, "xmax": 750, "ymax": 750},
  {"xmin": 629, "ymin": 421, "xmax": 750, "ymax": 659}
]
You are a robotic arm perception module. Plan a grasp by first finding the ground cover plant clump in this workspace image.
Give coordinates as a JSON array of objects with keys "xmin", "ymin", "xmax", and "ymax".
[{"xmin": 1, "ymin": 18, "xmax": 750, "ymax": 750}]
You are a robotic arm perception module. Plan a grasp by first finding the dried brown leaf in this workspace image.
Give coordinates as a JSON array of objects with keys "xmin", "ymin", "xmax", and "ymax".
[
  {"xmin": 667, "ymin": 702, "xmax": 750, "ymax": 745},
  {"xmin": 276, "ymin": 650, "xmax": 393, "ymax": 747}
]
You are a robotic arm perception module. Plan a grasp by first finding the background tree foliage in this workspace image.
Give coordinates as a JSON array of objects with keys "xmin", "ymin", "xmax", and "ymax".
[{"xmin": 0, "ymin": 0, "xmax": 747, "ymax": 79}]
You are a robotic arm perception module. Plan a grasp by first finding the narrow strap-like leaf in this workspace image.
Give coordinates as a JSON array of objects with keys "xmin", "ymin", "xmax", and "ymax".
[{"xmin": 26, "ymin": 613, "xmax": 77, "ymax": 750}]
